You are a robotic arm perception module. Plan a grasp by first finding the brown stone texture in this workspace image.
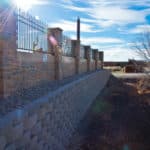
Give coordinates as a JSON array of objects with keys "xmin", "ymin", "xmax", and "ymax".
[
  {"xmin": 2, "ymin": 51, "xmax": 55, "ymax": 98},
  {"xmin": 71, "ymin": 40, "xmax": 80, "ymax": 74},
  {"xmin": 0, "ymin": 40, "xmax": 4, "ymax": 98},
  {"xmin": 95, "ymin": 50, "xmax": 99, "ymax": 70},
  {"xmin": 1, "ymin": 48, "xmax": 103, "ymax": 98},
  {"xmin": 79, "ymin": 59, "xmax": 87, "ymax": 73},
  {"xmin": 90, "ymin": 60, "xmax": 96, "ymax": 71},
  {"xmin": 61, "ymin": 56, "xmax": 76, "ymax": 78},
  {"xmin": 47, "ymin": 28, "xmax": 63, "ymax": 54},
  {"xmin": 98, "ymin": 60, "xmax": 102, "ymax": 69},
  {"xmin": 0, "ymin": 70, "xmax": 110, "ymax": 150}
]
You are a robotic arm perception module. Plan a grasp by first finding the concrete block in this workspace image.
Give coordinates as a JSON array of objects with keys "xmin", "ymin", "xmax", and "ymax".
[
  {"xmin": 38, "ymin": 107, "xmax": 47, "ymax": 120},
  {"xmin": 0, "ymin": 136, "xmax": 6, "ymax": 150},
  {"xmin": 31, "ymin": 121, "xmax": 42, "ymax": 135},
  {"xmin": 4, "ymin": 143, "xmax": 16, "ymax": 150},
  {"xmin": 23, "ymin": 114, "xmax": 37, "ymax": 129},
  {"xmin": 12, "ymin": 123, "xmax": 23, "ymax": 141},
  {"xmin": 22, "ymin": 130, "xmax": 31, "ymax": 144}
]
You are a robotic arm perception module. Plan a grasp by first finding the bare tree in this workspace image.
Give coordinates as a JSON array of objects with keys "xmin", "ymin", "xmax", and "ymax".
[
  {"xmin": 133, "ymin": 32, "xmax": 150, "ymax": 93},
  {"xmin": 134, "ymin": 32, "xmax": 150, "ymax": 62}
]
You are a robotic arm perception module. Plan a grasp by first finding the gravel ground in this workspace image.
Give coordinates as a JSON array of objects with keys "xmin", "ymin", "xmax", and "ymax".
[
  {"xmin": 68, "ymin": 75, "xmax": 150, "ymax": 150},
  {"xmin": 0, "ymin": 71, "xmax": 96, "ymax": 118}
]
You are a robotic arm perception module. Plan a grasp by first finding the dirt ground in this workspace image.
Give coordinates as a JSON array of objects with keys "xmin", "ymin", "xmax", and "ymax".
[{"xmin": 68, "ymin": 76, "xmax": 150, "ymax": 150}]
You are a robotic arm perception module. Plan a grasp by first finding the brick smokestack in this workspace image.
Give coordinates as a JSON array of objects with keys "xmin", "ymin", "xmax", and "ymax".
[{"xmin": 77, "ymin": 17, "xmax": 80, "ymax": 41}]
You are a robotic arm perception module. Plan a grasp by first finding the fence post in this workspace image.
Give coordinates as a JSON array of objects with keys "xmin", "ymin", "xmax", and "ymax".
[
  {"xmin": 47, "ymin": 28, "xmax": 63, "ymax": 80},
  {"xmin": 84, "ymin": 46, "xmax": 91, "ymax": 72},
  {"xmin": 99, "ymin": 51, "xmax": 104, "ymax": 69}
]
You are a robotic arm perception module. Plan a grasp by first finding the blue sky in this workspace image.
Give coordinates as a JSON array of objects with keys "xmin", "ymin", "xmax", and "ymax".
[{"xmin": 12, "ymin": 0, "xmax": 150, "ymax": 61}]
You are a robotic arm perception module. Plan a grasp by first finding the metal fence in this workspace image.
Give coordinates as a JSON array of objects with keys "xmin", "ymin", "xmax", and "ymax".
[
  {"xmin": 62, "ymin": 35, "xmax": 72, "ymax": 56},
  {"xmin": 92, "ymin": 50, "xmax": 95, "ymax": 60},
  {"xmin": 16, "ymin": 9, "xmax": 48, "ymax": 51},
  {"xmin": 90, "ymin": 49, "xmax": 93, "ymax": 60},
  {"xmin": 80, "ymin": 44, "xmax": 85, "ymax": 58}
]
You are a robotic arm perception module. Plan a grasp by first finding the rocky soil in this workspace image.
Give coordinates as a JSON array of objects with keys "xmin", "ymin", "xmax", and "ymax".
[{"xmin": 68, "ymin": 75, "xmax": 150, "ymax": 150}]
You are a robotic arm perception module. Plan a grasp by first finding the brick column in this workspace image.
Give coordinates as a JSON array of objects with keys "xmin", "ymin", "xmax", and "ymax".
[
  {"xmin": 99, "ymin": 51, "xmax": 104, "ymax": 69},
  {"xmin": 47, "ymin": 27, "xmax": 63, "ymax": 54},
  {"xmin": 0, "ymin": 4, "xmax": 18, "ymax": 98},
  {"xmin": 95, "ymin": 49, "xmax": 99, "ymax": 70},
  {"xmin": 0, "ymin": 40, "xmax": 4, "ymax": 98},
  {"xmin": 93, "ymin": 49, "xmax": 98, "ymax": 70},
  {"xmin": 47, "ymin": 28, "xmax": 63, "ymax": 80},
  {"xmin": 71, "ymin": 40, "xmax": 80, "ymax": 74},
  {"xmin": 84, "ymin": 46, "xmax": 91, "ymax": 71}
]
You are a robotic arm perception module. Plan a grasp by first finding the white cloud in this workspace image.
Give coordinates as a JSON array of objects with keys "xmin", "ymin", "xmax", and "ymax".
[
  {"xmin": 128, "ymin": 25, "xmax": 150, "ymax": 34},
  {"xmin": 86, "ymin": 0, "xmax": 150, "ymax": 8},
  {"xmin": 103, "ymin": 47, "xmax": 141, "ymax": 61},
  {"xmin": 88, "ymin": 6, "xmax": 147, "ymax": 25},
  {"xmin": 49, "ymin": 20, "xmax": 102, "ymax": 33},
  {"xmin": 60, "ymin": 0, "xmax": 150, "ymax": 27},
  {"xmin": 60, "ymin": 4, "xmax": 87, "ymax": 12},
  {"xmin": 81, "ymin": 37, "xmax": 124, "ymax": 45},
  {"xmin": 82, "ymin": 18, "xmax": 116, "ymax": 27}
]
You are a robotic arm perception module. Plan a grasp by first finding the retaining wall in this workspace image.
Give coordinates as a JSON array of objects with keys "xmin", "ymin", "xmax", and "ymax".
[{"xmin": 0, "ymin": 70, "xmax": 110, "ymax": 150}]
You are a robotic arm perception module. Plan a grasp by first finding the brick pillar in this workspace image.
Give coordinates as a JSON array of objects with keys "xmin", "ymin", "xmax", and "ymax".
[
  {"xmin": 47, "ymin": 28, "xmax": 63, "ymax": 54},
  {"xmin": 84, "ymin": 46, "xmax": 91, "ymax": 71},
  {"xmin": 93, "ymin": 49, "xmax": 98, "ymax": 70},
  {"xmin": 47, "ymin": 28, "xmax": 63, "ymax": 80},
  {"xmin": 99, "ymin": 51, "xmax": 104, "ymax": 69},
  {"xmin": 0, "ymin": 4, "xmax": 18, "ymax": 98},
  {"xmin": 54, "ymin": 45, "xmax": 62, "ymax": 80},
  {"xmin": 95, "ymin": 49, "xmax": 99, "ymax": 70},
  {"xmin": 0, "ymin": 40, "xmax": 4, "ymax": 98},
  {"xmin": 71, "ymin": 40, "xmax": 80, "ymax": 74}
]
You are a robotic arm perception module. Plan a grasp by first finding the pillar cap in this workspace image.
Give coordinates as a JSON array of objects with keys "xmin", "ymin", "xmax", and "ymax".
[{"xmin": 48, "ymin": 27, "xmax": 63, "ymax": 31}]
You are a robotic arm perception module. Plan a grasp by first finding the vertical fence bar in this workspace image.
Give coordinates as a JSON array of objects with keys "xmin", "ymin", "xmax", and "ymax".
[{"xmin": 16, "ymin": 9, "xmax": 47, "ymax": 51}]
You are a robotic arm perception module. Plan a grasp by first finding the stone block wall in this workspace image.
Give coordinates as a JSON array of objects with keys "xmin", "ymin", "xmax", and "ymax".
[
  {"xmin": 61, "ymin": 56, "xmax": 75, "ymax": 78},
  {"xmin": 90, "ymin": 60, "xmax": 96, "ymax": 71},
  {"xmin": 2, "ymin": 52, "xmax": 55, "ymax": 97},
  {"xmin": 0, "ymin": 70, "xmax": 110, "ymax": 150},
  {"xmin": 1, "ymin": 49, "xmax": 103, "ymax": 98},
  {"xmin": 79, "ymin": 59, "xmax": 87, "ymax": 73},
  {"xmin": 98, "ymin": 60, "xmax": 102, "ymax": 69}
]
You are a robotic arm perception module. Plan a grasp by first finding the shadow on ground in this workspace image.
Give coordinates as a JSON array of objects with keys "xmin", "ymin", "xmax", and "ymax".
[{"xmin": 68, "ymin": 75, "xmax": 150, "ymax": 150}]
